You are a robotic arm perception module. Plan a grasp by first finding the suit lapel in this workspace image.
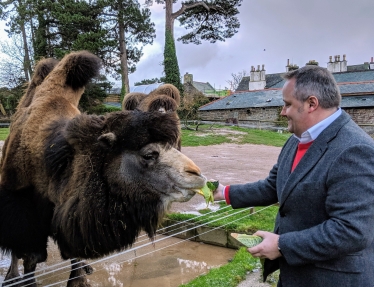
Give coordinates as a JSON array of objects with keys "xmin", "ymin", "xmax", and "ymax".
[
  {"xmin": 279, "ymin": 142, "xmax": 327, "ymax": 205},
  {"xmin": 279, "ymin": 110, "xmax": 351, "ymax": 206}
]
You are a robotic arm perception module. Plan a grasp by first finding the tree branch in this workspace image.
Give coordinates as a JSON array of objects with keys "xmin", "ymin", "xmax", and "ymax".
[{"xmin": 171, "ymin": 1, "xmax": 219, "ymax": 20}]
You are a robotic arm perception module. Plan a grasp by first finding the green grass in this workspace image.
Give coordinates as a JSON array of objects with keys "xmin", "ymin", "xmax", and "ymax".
[
  {"xmin": 167, "ymin": 202, "xmax": 278, "ymax": 234},
  {"xmin": 171, "ymin": 203, "xmax": 279, "ymax": 287},
  {"xmin": 179, "ymin": 247, "xmax": 259, "ymax": 287},
  {"xmin": 181, "ymin": 124, "xmax": 290, "ymax": 147},
  {"xmin": 0, "ymin": 128, "xmax": 9, "ymax": 140}
]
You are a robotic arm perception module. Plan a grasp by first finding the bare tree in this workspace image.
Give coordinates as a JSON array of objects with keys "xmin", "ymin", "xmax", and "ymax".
[
  {"xmin": 226, "ymin": 70, "xmax": 248, "ymax": 91},
  {"xmin": 0, "ymin": 34, "xmax": 31, "ymax": 88}
]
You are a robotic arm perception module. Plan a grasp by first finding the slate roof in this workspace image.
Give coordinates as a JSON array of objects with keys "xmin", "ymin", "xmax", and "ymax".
[
  {"xmin": 332, "ymin": 70, "xmax": 374, "ymax": 83},
  {"xmin": 236, "ymin": 73, "xmax": 284, "ymax": 91},
  {"xmin": 236, "ymin": 69, "xmax": 374, "ymax": 92},
  {"xmin": 200, "ymin": 82, "xmax": 374, "ymax": 111},
  {"xmin": 192, "ymin": 81, "xmax": 215, "ymax": 93}
]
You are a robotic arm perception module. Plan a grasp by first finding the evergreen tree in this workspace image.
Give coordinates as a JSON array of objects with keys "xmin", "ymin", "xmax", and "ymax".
[
  {"xmin": 145, "ymin": 0, "xmax": 242, "ymax": 94},
  {"xmin": 134, "ymin": 78, "xmax": 162, "ymax": 85},
  {"xmin": 164, "ymin": 30, "xmax": 183, "ymax": 92},
  {"xmin": 101, "ymin": 0, "xmax": 155, "ymax": 94}
]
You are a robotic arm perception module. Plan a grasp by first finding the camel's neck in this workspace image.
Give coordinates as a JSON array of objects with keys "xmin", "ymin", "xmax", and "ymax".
[{"xmin": 51, "ymin": 187, "xmax": 163, "ymax": 259}]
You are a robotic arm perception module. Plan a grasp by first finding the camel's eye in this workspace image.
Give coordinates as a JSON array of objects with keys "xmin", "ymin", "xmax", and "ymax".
[{"xmin": 142, "ymin": 151, "xmax": 159, "ymax": 161}]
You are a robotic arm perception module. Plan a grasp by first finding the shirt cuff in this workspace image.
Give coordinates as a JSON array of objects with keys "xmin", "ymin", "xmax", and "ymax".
[{"xmin": 224, "ymin": 185, "xmax": 230, "ymax": 205}]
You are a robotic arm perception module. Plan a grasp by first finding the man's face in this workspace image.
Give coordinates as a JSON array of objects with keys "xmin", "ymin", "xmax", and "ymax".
[{"xmin": 280, "ymin": 78, "xmax": 310, "ymax": 137}]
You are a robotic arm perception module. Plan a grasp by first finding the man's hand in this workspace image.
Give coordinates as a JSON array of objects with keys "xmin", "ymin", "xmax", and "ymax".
[
  {"xmin": 212, "ymin": 182, "xmax": 226, "ymax": 201},
  {"xmin": 247, "ymin": 231, "xmax": 282, "ymax": 260}
]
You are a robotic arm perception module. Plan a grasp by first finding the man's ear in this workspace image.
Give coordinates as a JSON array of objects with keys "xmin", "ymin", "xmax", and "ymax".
[{"xmin": 307, "ymin": 96, "xmax": 319, "ymax": 111}]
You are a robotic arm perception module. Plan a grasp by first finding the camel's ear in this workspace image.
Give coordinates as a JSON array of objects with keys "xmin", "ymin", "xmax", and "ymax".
[{"xmin": 98, "ymin": 132, "xmax": 117, "ymax": 148}]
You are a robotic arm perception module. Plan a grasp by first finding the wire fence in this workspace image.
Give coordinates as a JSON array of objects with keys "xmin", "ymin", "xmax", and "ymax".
[{"xmin": 0, "ymin": 202, "xmax": 277, "ymax": 286}]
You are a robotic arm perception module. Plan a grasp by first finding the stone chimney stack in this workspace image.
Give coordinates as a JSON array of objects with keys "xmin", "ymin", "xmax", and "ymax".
[
  {"xmin": 286, "ymin": 59, "xmax": 290, "ymax": 72},
  {"xmin": 249, "ymin": 64, "xmax": 266, "ymax": 90},
  {"xmin": 327, "ymin": 55, "xmax": 347, "ymax": 73},
  {"xmin": 340, "ymin": 54, "xmax": 347, "ymax": 72},
  {"xmin": 184, "ymin": 72, "xmax": 193, "ymax": 84}
]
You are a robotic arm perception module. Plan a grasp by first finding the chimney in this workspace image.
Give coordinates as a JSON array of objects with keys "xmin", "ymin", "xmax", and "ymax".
[
  {"xmin": 261, "ymin": 64, "xmax": 266, "ymax": 81},
  {"xmin": 183, "ymin": 72, "xmax": 193, "ymax": 84},
  {"xmin": 306, "ymin": 60, "xmax": 319, "ymax": 66},
  {"xmin": 249, "ymin": 63, "xmax": 266, "ymax": 91},
  {"xmin": 340, "ymin": 54, "xmax": 347, "ymax": 72},
  {"xmin": 286, "ymin": 59, "xmax": 290, "ymax": 72},
  {"xmin": 370, "ymin": 57, "xmax": 374, "ymax": 70},
  {"xmin": 328, "ymin": 55, "xmax": 346, "ymax": 73}
]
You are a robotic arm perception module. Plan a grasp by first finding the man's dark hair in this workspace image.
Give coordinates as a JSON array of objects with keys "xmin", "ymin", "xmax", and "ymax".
[{"xmin": 283, "ymin": 65, "xmax": 341, "ymax": 109}]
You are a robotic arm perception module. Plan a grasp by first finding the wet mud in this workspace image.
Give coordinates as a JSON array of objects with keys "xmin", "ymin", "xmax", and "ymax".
[{"xmin": 0, "ymin": 235, "xmax": 235, "ymax": 286}]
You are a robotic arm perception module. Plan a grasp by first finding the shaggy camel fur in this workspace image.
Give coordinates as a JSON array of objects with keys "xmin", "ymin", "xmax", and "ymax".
[
  {"xmin": 0, "ymin": 51, "xmax": 205, "ymax": 287},
  {"xmin": 122, "ymin": 84, "xmax": 182, "ymax": 149}
]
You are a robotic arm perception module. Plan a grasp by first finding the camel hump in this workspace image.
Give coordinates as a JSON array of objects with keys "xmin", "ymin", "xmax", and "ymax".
[
  {"xmin": 19, "ymin": 58, "xmax": 60, "ymax": 108},
  {"xmin": 62, "ymin": 51, "xmax": 102, "ymax": 90},
  {"xmin": 33, "ymin": 58, "xmax": 60, "ymax": 86}
]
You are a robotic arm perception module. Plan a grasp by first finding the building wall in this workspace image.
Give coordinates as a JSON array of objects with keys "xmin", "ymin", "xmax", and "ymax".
[
  {"xmin": 199, "ymin": 107, "xmax": 374, "ymax": 134},
  {"xmin": 199, "ymin": 107, "xmax": 280, "ymax": 125},
  {"xmin": 343, "ymin": 107, "xmax": 374, "ymax": 124}
]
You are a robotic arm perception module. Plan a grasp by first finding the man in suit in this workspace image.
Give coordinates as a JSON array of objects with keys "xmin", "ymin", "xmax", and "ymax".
[{"xmin": 214, "ymin": 65, "xmax": 374, "ymax": 286}]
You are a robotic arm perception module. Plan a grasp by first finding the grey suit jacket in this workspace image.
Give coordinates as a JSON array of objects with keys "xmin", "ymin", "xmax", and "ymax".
[{"xmin": 229, "ymin": 111, "xmax": 374, "ymax": 287}]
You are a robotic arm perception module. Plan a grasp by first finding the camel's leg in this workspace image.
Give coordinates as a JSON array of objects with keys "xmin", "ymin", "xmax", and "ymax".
[
  {"xmin": 66, "ymin": 259, "xmax": 93, "ymax": 287},
  {"xmin": 3, "ymin": 252, "xmax": 21, "ymax": 286},
  {"xmin": 21, "ymin": 252, "xmax": 46, "ymax": 287}
]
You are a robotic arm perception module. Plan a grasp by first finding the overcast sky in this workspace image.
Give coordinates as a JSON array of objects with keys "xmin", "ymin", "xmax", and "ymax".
[{"xmin": 129, "ymin": 0, "xmax": 374, "ymax": 90}]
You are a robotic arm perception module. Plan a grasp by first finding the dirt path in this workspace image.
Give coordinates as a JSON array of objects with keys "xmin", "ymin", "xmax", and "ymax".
[
  {"xmin": 171, "ymin": 143, "xmax": 280, "ymax": 213},
  {"xmin": 171, "ymin": 143, "xmax": 281, "ymax": 286}
]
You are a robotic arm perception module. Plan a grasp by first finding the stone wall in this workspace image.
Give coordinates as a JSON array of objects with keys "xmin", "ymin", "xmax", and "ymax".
[
  {"xmin": 344, "ymin": 107, "xmax": 374, "ymax": 134},
  {"xmin": 198, "ymin": 107, "xmax": 374, "ymax": 134},
  {"xmin": 199, "ymin": 107, "xmax": 279, "ymax": 122}
]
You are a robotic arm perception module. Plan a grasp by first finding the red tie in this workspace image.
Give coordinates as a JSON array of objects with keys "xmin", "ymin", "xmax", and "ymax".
[{"xmin": 291, "ymin": 141, "xmax": 313, "ymax": 172}]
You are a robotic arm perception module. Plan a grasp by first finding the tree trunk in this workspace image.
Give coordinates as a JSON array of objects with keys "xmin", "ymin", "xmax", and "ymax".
[
  {"xmin": 20, "ymin": 21, "xmax": 31, "ymax": 81},
  {"xmin": 165, "ymin": 0, "xmax": 174, "ymax": 37},
  {"xmin": 118, "ymin": 3, "xmax": 130, "ymax": 95}
]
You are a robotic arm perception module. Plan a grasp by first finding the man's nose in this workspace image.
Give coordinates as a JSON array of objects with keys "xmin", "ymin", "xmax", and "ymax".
[{"xmin": 280, "ymin": 106, "xmax": 286, "ymax": 116}]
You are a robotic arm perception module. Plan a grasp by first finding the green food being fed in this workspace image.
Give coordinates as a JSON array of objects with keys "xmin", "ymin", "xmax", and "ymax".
[
  {"xmin": 194, "ymin": 180, "xmax": 219, "ymax": 206},
  {"xmin": 231, "ymin": 233, "xmax": 265, "ymax": 276},
  {"xmin": 231, "ymin": 233, "xmax": 263, "ymax": 248}
]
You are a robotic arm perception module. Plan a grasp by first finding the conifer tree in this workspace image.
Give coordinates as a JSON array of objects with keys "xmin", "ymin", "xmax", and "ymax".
[
  {"xmin": 164, "ymin": 30, "xmax": 183, "ymax": 92},
  {"xmin": 145, "ymin": 0, "xmax": 242, "ymax": 93}
]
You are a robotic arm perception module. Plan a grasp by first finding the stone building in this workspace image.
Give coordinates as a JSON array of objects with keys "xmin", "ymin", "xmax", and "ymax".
[{"xmin": 199, "ymin": 55, "xmax": 374, "ymax": 134}]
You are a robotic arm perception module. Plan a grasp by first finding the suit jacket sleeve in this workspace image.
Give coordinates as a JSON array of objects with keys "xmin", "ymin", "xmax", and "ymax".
[{"xmin": 280, "ymin": 143, "xmax": 374, "ymax": 266}]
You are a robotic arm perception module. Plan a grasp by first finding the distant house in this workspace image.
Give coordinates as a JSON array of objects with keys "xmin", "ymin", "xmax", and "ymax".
[
  {"xmin": 183, "ymin": 73, "xmax": 228, "ymax": 100},
  {"xmin": 199, "ymin": 55, "xmax": 374, "ymax": 134}
]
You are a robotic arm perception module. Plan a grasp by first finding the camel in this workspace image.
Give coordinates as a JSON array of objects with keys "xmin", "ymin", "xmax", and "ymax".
[
  {"xmin": 0, "ymin": 51, "xmax": 205, "ymax": 287},
  {"xmin": 122, "ymin": 83, "xmax": 182, "ymax": 150}
]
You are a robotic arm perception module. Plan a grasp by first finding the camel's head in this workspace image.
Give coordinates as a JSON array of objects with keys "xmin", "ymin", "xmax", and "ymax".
[{"xmin": 62, "ymin": 110, "xmax": 206, "ymax": 211}]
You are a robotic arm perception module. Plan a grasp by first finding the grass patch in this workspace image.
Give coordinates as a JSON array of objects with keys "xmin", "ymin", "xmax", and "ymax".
[
  {"xmin": 167, "ymin": 203, "xmax": 277, "ymax": 234},
  {"xmin": 182, "ymin": 129, "xmax": 232, "ymax": 146},
  {"xmin": 168, "ymin": 203, "xmax": 279, "ymax": 286},
  {"xmin": 181, "ymin": 124, "xmax": 290, "ymax": 147},
  {"xmin": 171, "ymin": 203, "xmax": 279, "ymax": 287},
  {"xmin": 179, "ymin": 247, "xmax": 259, "ymax": 287},
  {"xmin": 0, "ymin": 128, "xmax": 9, "ymax": 140},
  {"xmin": 231, "ymin": 126, "xmax": 290, "ymax": 147}
]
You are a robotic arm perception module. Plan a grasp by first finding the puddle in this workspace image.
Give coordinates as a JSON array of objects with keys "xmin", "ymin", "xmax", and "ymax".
[{"xmin": 1, "ymin": 234, "xmax": 235, "ymax": 286}]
